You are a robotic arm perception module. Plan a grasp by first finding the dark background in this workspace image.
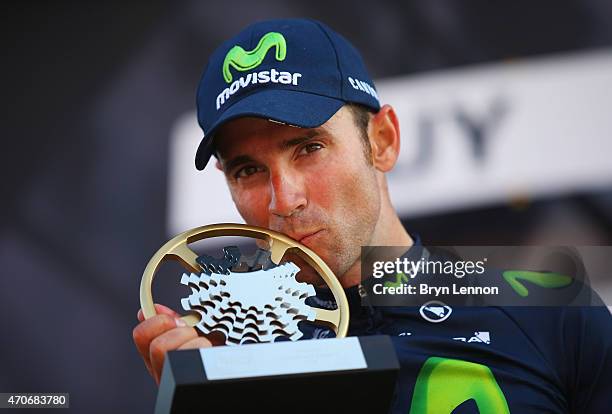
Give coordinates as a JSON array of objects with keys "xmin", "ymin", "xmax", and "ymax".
[{"xmin": 2, "ymin": 1, "xmax": 612, "ymax": 412}]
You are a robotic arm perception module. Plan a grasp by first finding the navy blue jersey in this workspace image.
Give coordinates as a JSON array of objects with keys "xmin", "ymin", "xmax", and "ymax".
[{"xmin": 303, "ymin": 238, "xmax": 612, "ymax": 414}]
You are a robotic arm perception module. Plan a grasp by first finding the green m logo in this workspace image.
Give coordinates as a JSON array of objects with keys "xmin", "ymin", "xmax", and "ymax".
[
  {"xmin": 410, "ymin": 357, "xmax": 510, "ymax": 414},
  {"xmin": 222, "ymin": 32, "xmax": 287, "ymax": 83},
  {"xmin": 502, "ymin": 270, "xmax": 572, "ymax": 297}
]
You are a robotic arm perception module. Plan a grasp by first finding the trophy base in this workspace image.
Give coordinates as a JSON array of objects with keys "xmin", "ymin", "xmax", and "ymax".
[{"xmin": 155, "ymin": 335, "xmax": 399, "ymax": 413}]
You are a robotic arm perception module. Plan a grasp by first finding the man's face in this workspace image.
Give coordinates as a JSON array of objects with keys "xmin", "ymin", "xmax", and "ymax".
[{"xmin": 215, "ymin": 106, "xmax": 382, "ymax": 283}]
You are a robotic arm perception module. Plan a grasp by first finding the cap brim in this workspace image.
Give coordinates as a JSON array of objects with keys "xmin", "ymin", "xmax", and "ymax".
[{"xmin": 195, "ymin": 89, "xmax": 345, "ymax": 170}]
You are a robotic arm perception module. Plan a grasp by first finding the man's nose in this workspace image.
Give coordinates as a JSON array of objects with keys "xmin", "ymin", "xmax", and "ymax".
[{"xmin": 268, "ymin": 171, "xmax": 307, "ymax": 217}]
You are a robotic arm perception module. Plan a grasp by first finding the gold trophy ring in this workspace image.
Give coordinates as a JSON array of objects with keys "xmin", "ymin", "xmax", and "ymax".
[{"xmin": 140, "ymin": 223, "xmax": 349, "ymax": 339}]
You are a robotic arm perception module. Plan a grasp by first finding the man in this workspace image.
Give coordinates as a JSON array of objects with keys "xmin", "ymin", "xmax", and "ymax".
[{"xmin": 133, "ymin": 18, "xmax": 611, "ymax": 413}]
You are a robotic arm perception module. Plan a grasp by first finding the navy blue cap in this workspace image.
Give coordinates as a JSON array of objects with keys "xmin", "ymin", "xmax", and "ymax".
[{"xmin": 195, "ymin": 18, "xmax": 380, "ymax": 170}]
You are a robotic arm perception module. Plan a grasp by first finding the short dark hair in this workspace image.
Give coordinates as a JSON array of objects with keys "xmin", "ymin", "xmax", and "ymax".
[{"xmin": 346, "ymin": 103, "xmax": 375, "ymax": 164}]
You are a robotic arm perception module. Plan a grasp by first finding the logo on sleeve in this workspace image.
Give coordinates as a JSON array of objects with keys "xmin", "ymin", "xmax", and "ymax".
[{"xmin": 502, "ymin": 270, "xmax": 572, "ymax": 297}]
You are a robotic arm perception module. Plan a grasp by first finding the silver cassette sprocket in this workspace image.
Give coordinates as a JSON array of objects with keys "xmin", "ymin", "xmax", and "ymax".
[{"xmin": 183, "ymin": 247, "xmax": 316, "ymax": 345}]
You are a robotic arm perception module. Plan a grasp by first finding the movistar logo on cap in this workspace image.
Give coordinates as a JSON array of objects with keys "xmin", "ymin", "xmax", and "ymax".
[
  {"xmin": 223, "ymin": 32, "xmax": 287, "ymax": 83},
  {"xmin": 216, "ymin": 32, "xmax": 302, "ymax": 110}
]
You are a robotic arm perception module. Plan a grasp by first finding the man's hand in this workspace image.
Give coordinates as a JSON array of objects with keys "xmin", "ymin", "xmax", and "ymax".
[{"xmin": 133, "ymin": 304, "xmax": 212, "ymax": 384}]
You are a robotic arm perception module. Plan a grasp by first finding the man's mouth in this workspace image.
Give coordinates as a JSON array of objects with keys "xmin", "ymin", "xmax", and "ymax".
[{"xmin": 297, "ymin": 229, "xmax": 324, "ymax": 246}]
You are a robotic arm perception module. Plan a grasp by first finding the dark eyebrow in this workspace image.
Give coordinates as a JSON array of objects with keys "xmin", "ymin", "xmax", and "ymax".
[
  {"xmin": 222, "ymin": 129, "xmax": 326, "ymax": 174},
  {"xmin": 279, "ymin": 129, "xmax": 322, "ymax": 150},
  {"xmin": 222, "ymin": 155, "xmax": 256, "ymax": 174}
]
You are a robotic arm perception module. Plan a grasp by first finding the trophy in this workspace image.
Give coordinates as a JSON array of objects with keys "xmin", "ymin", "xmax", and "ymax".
[{"xmin": 140, "ymin": 224, "xmax": 399, "ymax": 413}]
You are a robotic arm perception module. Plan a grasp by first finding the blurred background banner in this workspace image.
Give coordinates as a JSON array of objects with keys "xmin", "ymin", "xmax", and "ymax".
[
  {"xmin": 169, "ymin": 50, "xmax": 612, "ymax": 230},
  {"xmin": 2, "ymin": 1, "xmax": 612, "ymax": 412}
]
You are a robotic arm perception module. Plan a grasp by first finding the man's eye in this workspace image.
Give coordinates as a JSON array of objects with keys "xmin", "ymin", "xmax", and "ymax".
[
  {"xmin": 298, "ymin": 143, "xmax": 323, "ymax": 155},
  {"xmin": 235, "ymin": 165, "xmax": 261, "ymax": 178}
]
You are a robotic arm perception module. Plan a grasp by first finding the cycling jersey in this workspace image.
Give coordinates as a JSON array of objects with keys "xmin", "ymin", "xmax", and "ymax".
[{"xmin": 303, "ymin": 235, "xmax": 612, "ymax": 414}]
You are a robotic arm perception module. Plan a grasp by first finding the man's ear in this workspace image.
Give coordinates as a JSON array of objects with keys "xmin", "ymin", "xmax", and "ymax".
[
  {"xmin": 368, "ymin": 104, "xmax": 400, "ymax": 172},
  {"xmin": 215, "ymin": 159, "xmax": 223, "ymax": 171}
]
